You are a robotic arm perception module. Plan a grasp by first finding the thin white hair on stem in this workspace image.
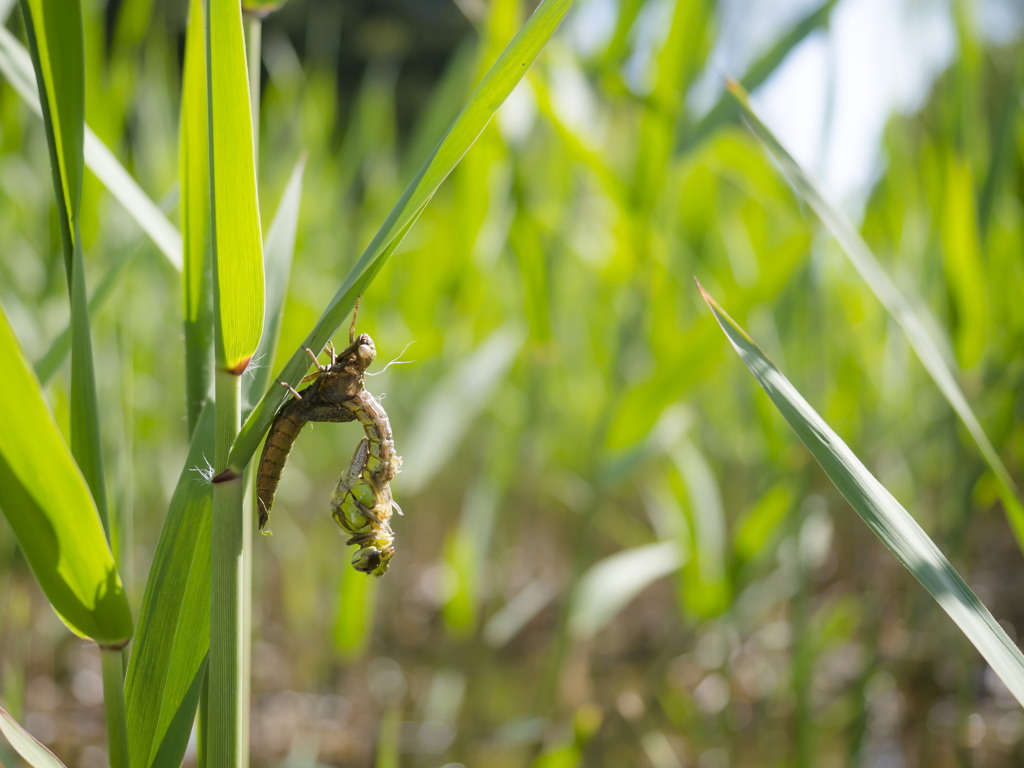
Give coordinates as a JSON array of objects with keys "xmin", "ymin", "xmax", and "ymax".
[
  {"xmin": 244, "ymin": 352, "xmax": 268, "ymax": 379},
  {"xmin": 191, "ymin": 453, "xmax": 215, "ymax": 483},
  {"xmin": 367, "ymin": 341, "xmax": 417, "ymax": 376}
]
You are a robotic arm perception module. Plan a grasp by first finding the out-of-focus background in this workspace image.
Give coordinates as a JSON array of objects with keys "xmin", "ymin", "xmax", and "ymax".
[{"xmin": 2, "ymin": 0, "xmax": 1024, "ymax": 765}]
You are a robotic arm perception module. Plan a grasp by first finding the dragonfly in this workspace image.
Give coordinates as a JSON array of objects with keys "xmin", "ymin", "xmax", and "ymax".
[
  {"xmin": 256, "ymin": 305, "xmax": 403, "ymax": 575},
  {"xmin": 330, "ymin": 437, "xmax": 400, "ymax": 576}
]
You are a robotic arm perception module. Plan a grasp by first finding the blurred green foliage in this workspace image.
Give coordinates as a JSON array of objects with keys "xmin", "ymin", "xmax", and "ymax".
[{"xmin": 0, "ymin": 0, "xmax": 1023, "ymax": 766}]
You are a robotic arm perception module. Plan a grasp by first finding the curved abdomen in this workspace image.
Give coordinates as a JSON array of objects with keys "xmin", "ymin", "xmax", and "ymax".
[
  {"xmin": 342, "ymin": 390, "xmax": 402, "ymax": 487},
  {"xmin": 256, "ymin": 408, "xmax": 307, "ymax": 529}
]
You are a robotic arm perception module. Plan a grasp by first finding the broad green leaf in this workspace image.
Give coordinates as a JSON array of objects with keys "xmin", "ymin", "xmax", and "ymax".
[
  {"xmin": 0, "ymin": 705, "xmax": 68, "ymax": 768},
  {"xmin": 698, "ymin": 282, "xmax": 1024, "ymax": 707},
  {"xmin": 726, "ymin": 80, "xmax": 1024, "ymax": 544},
  {"xmin": 230, "ymin": 0, "xmax": 575, "ymax": 471},
  {"xmin": 124, "ymin": 404, "xmax": 213, "ymax": 768},
  {"xmin": 181, "ymin": 0, "xmax": 213, "ymax": 434},
  {"xmin": 0, "ymin": 24, "xmax": 182, "ymax": 269},
  {"xmin": 207, "ymin": 0, "xmax": 264, "ymax": 372},
  {"xmin": 569, "ymin": 542, "xmax": 683, "ymax": 640},
  {"xmin": 0, "ymin": 304, "xmax": 132, "ymax": 645}
]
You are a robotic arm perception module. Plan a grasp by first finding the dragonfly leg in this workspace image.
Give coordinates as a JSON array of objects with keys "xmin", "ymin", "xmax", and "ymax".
[
  {"xmin": 349, "ymin": 296, "xmax": 361, "ymax": 344},
  {"xmin": 303, "ymin": 347, "xmax": 330, "ymax": 373},
  {"xmin": 277, "ymin": 380, "xmax": 302, "ymax": 399}
]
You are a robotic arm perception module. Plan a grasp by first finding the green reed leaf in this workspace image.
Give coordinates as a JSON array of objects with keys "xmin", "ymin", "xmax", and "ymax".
[
  {"xmin": 181, "ymin": 0, "xmax": 213, "ymax": 434},
  {"xmin": 726, "ymin": 80, "xmax": 1024, "ymax": 544},
  {"xmin": 698, "ymin": 281, "xmax": 1024, "ymax": 707},
  {"xmin": 0, "ymin": 304, "xmax": 132, "ymax": 645},
  {"xmin": 0, "ymin": 705, "xmax": 68, "ymax": 768},
  {"xmin": 207, "ymin": 0, "xmax": 264, "ymax": 373}
]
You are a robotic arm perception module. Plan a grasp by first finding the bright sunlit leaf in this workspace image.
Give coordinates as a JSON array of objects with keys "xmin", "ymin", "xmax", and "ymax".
[
  {"xmin": 0, "ymin": 304, "xmax": 132, "ymax": 645},
  {"xmin": 181, "ymin": 0, "xmax": 213, "ymax": 433},
  {"xmin": 207, "ymin": 0, "xmax": 265, "ymax": 372}
]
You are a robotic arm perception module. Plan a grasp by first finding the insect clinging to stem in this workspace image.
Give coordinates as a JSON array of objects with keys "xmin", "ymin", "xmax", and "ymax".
[{"xmin": 255, "ymin": 301, "xmax": 404, "ymax": 575}]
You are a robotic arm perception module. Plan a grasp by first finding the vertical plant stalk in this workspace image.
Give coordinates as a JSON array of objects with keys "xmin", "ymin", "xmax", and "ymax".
[
  {"xmin": 206, "ymin": 0, "xmax": 256, "ymax": 761},
  {"xmin": 241, "ymin": 14, "xmax": 260, "ymax": 757},
  {"xmin": 100, "ymin": 649, "xmax": 129, "ymax": 768},
  {"xmin": 210, "ymin": 371, "xmax": 245, "ymax": 768}
]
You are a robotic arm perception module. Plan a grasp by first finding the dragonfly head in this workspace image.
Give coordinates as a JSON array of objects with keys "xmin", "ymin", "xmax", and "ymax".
[
  {"xmin": 323, "ymin": 334, "xmax": 377, "ymax": 397},
  {"xmin": 352, "ymin": 542, "xmax": 393, "ymax": 577},
  {"xmin": 352, "ymin": 333, "xmax": 376, "ymax": 371}
]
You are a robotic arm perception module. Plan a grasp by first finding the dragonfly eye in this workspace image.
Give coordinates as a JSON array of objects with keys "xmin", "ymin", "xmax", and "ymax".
[
  {"xmin": 352, "ymin": 334, "xmax": 376, "ymax": 366},
  {"xmin": 352, "ymin": 546, "xmax": 383, "ymax": 573}
]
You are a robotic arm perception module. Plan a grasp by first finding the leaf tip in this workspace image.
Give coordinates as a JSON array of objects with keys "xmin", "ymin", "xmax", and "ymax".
[
  {"xmin": 693, "ymin": 277, "xmax": 719, "ymax": 313},
  {"xmin": 723, "ymin": 78, "xmax": 750, "ymax": 105}
]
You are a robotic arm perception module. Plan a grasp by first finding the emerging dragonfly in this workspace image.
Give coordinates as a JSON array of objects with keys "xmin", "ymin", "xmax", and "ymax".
[{"xmin": 256, "ymin": 305, "xmax": 403, "ymax": 576}]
